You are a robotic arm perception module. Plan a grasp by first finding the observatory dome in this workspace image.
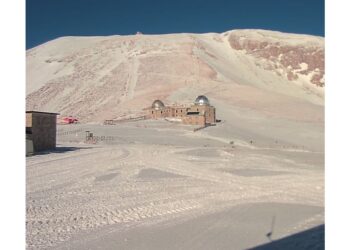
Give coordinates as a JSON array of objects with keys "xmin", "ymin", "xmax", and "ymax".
[
  {"xmin": 194, "ymin": 95, "xmax": 210, "ymax": 106},
  {"xmin": 151, "ymin": 100, "xmax": 165, "ymax": 110}
]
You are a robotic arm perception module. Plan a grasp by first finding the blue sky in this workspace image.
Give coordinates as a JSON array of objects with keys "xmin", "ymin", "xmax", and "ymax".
[{"xmin": 26, "ymin": 0, "xmax": 324, "ymax": 49}]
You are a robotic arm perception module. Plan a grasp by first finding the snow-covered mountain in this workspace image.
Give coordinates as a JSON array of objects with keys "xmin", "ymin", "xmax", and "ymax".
[{"xmin": 26, "ymin": 29, "xmax": 324, "ymax": 122}]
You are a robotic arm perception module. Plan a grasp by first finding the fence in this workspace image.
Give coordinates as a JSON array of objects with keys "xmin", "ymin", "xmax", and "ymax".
[
  {"xmin": 104, "ymin": 116, "xmax": 146, "ymax": 125},
  {"xmin": 85, "ymin": 134, "xmax": 127, "ymax": 144},
  {"xmin": 56, "ymin": 128, "xmax": 84, "ymax": 136}
]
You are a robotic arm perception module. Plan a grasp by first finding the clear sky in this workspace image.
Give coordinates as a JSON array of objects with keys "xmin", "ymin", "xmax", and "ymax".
[{"xmin": 26, "ymin": 0, "xmax": 324, "ymax": 49}]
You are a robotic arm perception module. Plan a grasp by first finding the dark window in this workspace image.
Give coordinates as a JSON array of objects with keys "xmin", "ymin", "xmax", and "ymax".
[
  {"xmin": 187, "ymin": 112, "xmax": 200, "ymax": 115},
  {"xmin": 26, "ymin": 127, "xmax": 32, "ymax": 134}
]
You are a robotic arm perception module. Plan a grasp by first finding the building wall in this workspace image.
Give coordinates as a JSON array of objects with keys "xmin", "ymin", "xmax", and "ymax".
[
  {"xmin": 188, "ymin": 105, "xmax": 216, "ymax": 124},
  {"xmin": 147, "ymin": 103, "xmax": 216, "ymax": 125},
  {"xmin": 27, "ymin": 112, "xmax": 57, "ymax": 152},
  {"xmin": 182, "ymin": 115, "xmax": 205, "ymax": 126},
  {"xmin": 172, "ymin": 107, "xmax": 188, "ymax": 118},
  {"xmin": 26, "ymin": 135, "xmax": 34, "ymax": 156},
  {"xmin": 205, "ymin": 106, "xmax": 216, "ymax": 124},
  {"xmin": 164, "ymin": 107, "xmax": 173, "ymax": 117},
  {"xmin": 26, "ymin": 113, "xmax": 33, "ymax": 127},
  {"xmin": 148, "ymin": 108, "xmax": 169, "ymax": 119},
  {"xmin": 148, "ymin": 106, "xmax": 188, "ymax": 119}
]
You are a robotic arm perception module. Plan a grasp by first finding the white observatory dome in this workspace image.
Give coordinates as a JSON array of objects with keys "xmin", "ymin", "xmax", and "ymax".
[
  {"xmin": 151, "ymin": 100, "xmax": 165, "ymax": 110},
  {"xmin": 194, "ymin": 95, "xmax": 210, "ymax": 106}
]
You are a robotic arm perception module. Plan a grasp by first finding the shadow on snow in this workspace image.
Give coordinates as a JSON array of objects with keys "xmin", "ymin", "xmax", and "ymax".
[{"xmin": 248, "ymin": 224, "xmax": 324, "ymax": 250}]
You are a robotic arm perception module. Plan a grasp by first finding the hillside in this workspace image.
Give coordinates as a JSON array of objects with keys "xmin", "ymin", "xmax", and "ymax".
[{"xmin": 26, "ymin": 29, "xmax": 324, "ymax": 123}]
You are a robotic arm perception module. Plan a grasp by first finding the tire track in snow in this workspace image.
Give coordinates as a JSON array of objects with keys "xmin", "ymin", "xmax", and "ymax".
[{"xmin": 26, "ymin": 199, "xmax": 202, "ymax": 250}]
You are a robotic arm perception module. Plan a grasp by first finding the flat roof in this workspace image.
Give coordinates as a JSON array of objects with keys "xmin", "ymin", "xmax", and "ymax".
[{"xmin": 26, "ymin": 111, "xmax": 60, "ymax": 115}]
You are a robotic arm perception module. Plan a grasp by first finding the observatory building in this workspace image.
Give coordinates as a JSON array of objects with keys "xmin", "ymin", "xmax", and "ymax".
[{"xmin": 146, "ymin": 95, "xmax": 216, "ymax": 126}]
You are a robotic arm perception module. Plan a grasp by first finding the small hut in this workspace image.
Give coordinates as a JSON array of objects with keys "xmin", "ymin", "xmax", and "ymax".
[{"xmin": 26, "ymin": 111, "xmax": 59, "ymax": 155}]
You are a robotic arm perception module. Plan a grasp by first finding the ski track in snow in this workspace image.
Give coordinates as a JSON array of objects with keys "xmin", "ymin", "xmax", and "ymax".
[
  {"xmin": 127, "ymin": 56, "xmax": 139, "ymax": 100},
  {"xmin": 26, "ymin": 124, "xmax": 324, "ymax": 249}
]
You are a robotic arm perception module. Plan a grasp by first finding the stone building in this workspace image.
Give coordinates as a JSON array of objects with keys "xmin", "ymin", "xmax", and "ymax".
[
  {"xmin": 26, "ymin": 111, "xmax": 59, "ymax": 155},
  {"xmin": 146, "ymin": 95, "xmax": 216, "ymax": 126}
]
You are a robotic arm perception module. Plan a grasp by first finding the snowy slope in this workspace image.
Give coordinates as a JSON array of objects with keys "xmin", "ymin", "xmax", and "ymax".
[{"xmin": 26, "ymin": 29, "xmax": 324, "ymax": 122}]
